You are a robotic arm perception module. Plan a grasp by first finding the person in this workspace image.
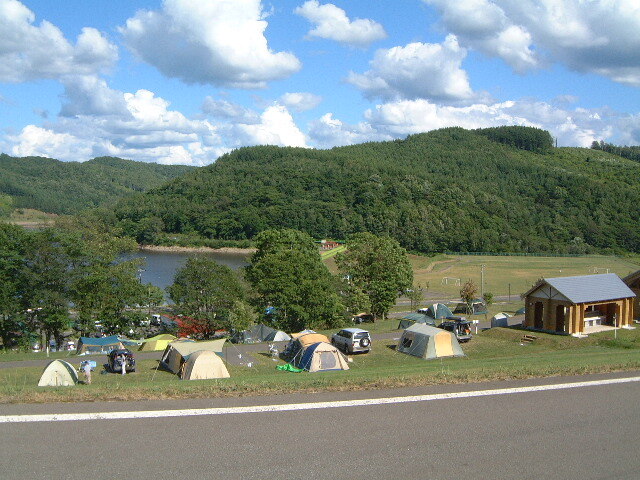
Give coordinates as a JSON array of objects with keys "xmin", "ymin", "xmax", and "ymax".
[
  {"xmin": 120, "ymin": 354, "xmax": 126, "ymax": 375},
  {"xmin": 82, "ymin": 361, "xmax": 92, "ymax": 385}
]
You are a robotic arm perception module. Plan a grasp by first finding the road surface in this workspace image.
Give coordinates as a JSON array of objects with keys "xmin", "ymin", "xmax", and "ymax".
[{"xmin": 1, "ymin": 372, "xmax": 639, "ymax": 480}]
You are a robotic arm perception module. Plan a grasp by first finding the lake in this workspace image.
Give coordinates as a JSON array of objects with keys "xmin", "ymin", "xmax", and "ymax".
[{"xmin": 129, "ymin": 250, "xmax": 250, "ymax": 291}]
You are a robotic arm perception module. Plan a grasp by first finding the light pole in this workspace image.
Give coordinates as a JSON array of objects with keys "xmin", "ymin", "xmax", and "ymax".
[{"xmin": 480, "ymin": 264, "xmax": 486, "ymax": 298}]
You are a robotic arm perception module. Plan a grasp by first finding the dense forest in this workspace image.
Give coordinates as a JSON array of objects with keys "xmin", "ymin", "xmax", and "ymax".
[
  {"xmin": 110, "ymin": 127, "xmax": 640, "ymax": 254},
  {"xmin": 0, "ymin": 154, "xmax": 194, "ymax": 215}
]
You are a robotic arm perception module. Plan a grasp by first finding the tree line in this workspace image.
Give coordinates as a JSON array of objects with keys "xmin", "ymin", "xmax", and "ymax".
[
  {"xmin": 110, "ymin": 127, "xmax": 640, "ymax": 254},
  {"xmin": 1, "ymin": 222, "xmax": 411, "ymax": 347}
]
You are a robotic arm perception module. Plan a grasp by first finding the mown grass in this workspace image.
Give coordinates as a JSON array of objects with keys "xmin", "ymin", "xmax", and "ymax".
[
  {"xmin": 3, "ymin": 326, "xmax": 640, "ymax": 404},
  {"xmin": 409, "ymin": 254, "xmax": 640, "ymax": 297}
]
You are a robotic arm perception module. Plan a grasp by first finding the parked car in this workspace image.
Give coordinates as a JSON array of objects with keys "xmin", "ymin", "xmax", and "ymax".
[
  {"xmin": 438, "ymin": 319, "xmax": 473, "ymax": 343},
  {"xmin": 331, "ymin": 328, "xmax": 371, "ymax": 354},
  {"xmin": 107, "ymin": 348, "xmax": 136, "ymax": 373}
]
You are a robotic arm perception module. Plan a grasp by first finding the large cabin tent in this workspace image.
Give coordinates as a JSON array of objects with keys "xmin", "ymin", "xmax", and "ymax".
[
  {"xmin": 38, "ymin": 360, "xmax": 78, "ymax": 387},
  {"xmin": 161, "ymin": 338, "xmax": 225, "ymax": 374},
  {"xmin": 396, "ymin": 323, "xmax": 465, "ymax": 360}
]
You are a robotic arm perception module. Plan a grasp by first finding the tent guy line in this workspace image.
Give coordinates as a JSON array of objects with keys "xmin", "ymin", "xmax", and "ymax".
[{"xmin": 2, "ymin": 376, "xmax": 639, "ymax": 424}]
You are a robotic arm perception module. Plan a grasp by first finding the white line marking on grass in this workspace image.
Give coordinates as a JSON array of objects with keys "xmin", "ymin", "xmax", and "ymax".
[{"xmin": 2, "ymin": 376, "xmax": 639, "ymax": 423}]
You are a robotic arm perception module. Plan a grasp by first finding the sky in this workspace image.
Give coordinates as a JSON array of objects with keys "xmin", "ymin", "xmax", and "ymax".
[{"xmin": 1, "ymin": 0, "xmax": 640, "ymax": 166}]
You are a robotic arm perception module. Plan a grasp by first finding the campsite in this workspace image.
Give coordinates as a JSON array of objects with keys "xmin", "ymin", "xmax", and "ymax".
[{"xmin": 2, "ymin": 253, "xmax": 640, "ymax": 404}]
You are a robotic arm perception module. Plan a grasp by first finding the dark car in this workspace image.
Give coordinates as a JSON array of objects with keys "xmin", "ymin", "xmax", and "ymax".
[
  {"xmin": 438, "ymin": 319, "xmax": 473, "ymax": 343},
  {"xmin": 107, "ymin": 348, "xmax": 136, "ymax": 373}
]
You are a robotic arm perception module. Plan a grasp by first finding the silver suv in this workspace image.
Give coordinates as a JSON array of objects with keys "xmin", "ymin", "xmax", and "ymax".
[{"xmin": 331, "ymin": 328, "xmax": 371, "ymax": 354}]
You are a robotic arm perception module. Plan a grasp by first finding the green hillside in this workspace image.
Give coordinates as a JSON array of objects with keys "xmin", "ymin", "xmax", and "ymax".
[
  {"xmin": 111, "ymin": 127, "xmax": 640, "ymax": 254},
  {"xmin": 0, "ymin": 154, "xmax": 195, "ymax": 215}
]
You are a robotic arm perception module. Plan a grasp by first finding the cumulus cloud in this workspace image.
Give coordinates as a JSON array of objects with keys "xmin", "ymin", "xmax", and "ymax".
[
  {"xmin": 231, "ymin": 104, "xmax": 307, "ymax": 147},
  {"xmin": 309, "ymin": 113, "xmax": 390, "ymax": 148},
  {"xmin": 279, "ymin": 92, "xmax": 322, "ymax": 112},
  {"xmin": 0, "ymin": 0, "xmax": 117, "ymax": 82},
  {"xmin": 307, "ymin": 99, "xmax": 637, "ymax": 149},
  {"xmin": 120, "ymin": 0, "xmax": 301, "ymax": 88},
  {"xmin": 347, "ymin": 35, "xmax": 480, "ymax": 103},
  {"xmin": 295, "ymin": 0, "xmax": 386, "ymax": 47},
  {"xmin": 425, "ymin": 0, "xmax": 640, "ymax": 85},
  {"xmin": 202, "ymin": 97, "xmax": 260, "ymax": 123}
]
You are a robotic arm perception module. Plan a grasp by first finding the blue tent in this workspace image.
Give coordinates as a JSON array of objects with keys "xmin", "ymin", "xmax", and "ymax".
[
  {"xmin": 293, "ymin": 342, "xmax": 349, "ymax": 372},
  {"xmin": 76, "ymin": 335, "xmax": 124, "ymax": 354}
]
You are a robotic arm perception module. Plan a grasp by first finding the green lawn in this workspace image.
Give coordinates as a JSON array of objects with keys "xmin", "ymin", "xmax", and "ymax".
[
  {"xmin": 409, "ymin": 253, "xmax": 640, "ymax": 297},
  {"xmin": 3, "ymin": 326, "xmax": 640, "ymax": 404}
]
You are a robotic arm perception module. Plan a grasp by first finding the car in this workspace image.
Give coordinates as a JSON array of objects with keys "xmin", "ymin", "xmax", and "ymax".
[
  {"xmin": 438, "ymin": 319, "xmax": 473, "ymax": 343},
  {"xmin": 331, "ymin": 328, "xmax": 371, "ymax": 354},
  {"xmin": 107, "ymin": 348, "xmax": 136, "ymax": 373}
]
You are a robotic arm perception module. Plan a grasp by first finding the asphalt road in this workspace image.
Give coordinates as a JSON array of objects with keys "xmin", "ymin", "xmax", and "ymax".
[{"xmin": 1, "ymin": 372, "xmax": 639, "ymax": 480}]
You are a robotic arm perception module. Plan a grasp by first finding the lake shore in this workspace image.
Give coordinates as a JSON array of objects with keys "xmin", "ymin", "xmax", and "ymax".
[{"xmin": 140, "ymin": 244, "xmax": 256, "ymax": 255}]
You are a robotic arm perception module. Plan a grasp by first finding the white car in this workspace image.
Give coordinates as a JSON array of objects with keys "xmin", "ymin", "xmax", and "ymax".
[{"xmin": 331, "ymin": 328, "xmax": 371, "ymax": 354}]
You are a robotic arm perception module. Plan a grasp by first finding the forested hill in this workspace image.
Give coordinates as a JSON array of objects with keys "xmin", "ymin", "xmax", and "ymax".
[
  {"xmin": 112, "ymin": 127, "xmax": 640, "ymax": 254},
  {"xmin": 0, "ymin": 154, "xmax": 194, "ymax": 215}
]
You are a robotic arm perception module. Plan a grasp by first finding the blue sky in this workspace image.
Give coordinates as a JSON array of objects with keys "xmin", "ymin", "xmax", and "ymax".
[{"xmin": 1, "ymin": 0, "xmax": 639, "ymax": 165}]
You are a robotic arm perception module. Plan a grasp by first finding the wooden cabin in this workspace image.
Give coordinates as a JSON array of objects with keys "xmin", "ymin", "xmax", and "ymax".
[{"xmin": 522, "ymin": 274, "xmax": 635, "ymax": 335}]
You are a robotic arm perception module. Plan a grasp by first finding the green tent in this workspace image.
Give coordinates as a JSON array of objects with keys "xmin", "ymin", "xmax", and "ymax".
[
  {"xmin": 397, "ymin": 313, "xmax": 436, "ymax": 330},
  {"xmin": 397, "ymin": 323, "xmax": 465, "ymax": 360}
]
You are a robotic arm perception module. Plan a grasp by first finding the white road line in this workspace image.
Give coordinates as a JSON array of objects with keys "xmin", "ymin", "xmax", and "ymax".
[{"xmin": 2, "ymin": 376, "xmax": 639, "ymax": 424}]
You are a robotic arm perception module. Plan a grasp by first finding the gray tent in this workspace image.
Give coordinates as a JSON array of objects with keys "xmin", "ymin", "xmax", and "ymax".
[
  {"xmin": 397, "ymin": 313, "xmax": 436, "ymax": 330},
  {"xmin": 397, "ymin": 323, "xmax": 465, "ymax": 360},
  {"xmin": 232, "ymin": 324, "xmax": 290, "ymax": 343}
]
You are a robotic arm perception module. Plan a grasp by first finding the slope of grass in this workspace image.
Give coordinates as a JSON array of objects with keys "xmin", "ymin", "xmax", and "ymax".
[{"xmin": 3, "ymin": 327, "xmax": 639, "ymax": 404}]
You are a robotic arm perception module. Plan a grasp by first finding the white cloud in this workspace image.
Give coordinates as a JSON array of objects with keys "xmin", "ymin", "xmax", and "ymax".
[
  {"xmin": 0, "ymin": 0, "xmax": 117, "ymax": 82},
  {"xmin": 8, "ymin": 125, "xmax": 93, "ymax": 161},
  {"xmin": 347, "ymin": 35, "xmax": 480, "ymax": 103},
  {"xmin": 202, "ymin": 97, "xmax": 260, "ymax": 123},
  {"xmin": 279, "ymin": 92, "xmax": 322, "ymax": 112},
  {"xmin": 306, "ymin": 99, "xmax": 636, "ymax": 149},
  {"xmin": 425, "ymin": 0, "xmax": 640, "ymax": 85},
  {"xmin": 295, "ymin": 0, "xmax": 386, "ymax": 47},
  {"xmin": 309, "ymin": 113, "xmax": 390, "ymax": 148},
  {"xmin": 231, "ymin": 104, "xmax": 308, "ymax": 147},
  {"xmin": 120, "ymin": 0, "xmax": 301, "ymax": 88},
  {"xmin": 60, "ymin": 75, "xmax": 129, "ymax": 117}
]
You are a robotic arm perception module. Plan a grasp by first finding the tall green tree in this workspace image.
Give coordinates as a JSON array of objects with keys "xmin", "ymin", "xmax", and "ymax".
[
  {"xmin": 0, "ymin": 224, "xmax": 28, "ymax": 348},
  {"xmin": 336, "ymin": 232, "xmax": 413, "ymax": 320},
  {"xmin": 245, "ymin": 229, "xmax": 344, "ymax": 332},
  {"xmin": 168, "ymin": 257, "xmax": 246, "ymax": 338}
]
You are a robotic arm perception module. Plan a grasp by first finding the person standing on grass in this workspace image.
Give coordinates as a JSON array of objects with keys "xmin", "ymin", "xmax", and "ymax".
[
  {"xmin": 120, "ymin": 354, "xmax": 126, "ymax": 375},
  {"xmin": 82, "ymin": 362, "xmax": 92, "ymax": 385}
]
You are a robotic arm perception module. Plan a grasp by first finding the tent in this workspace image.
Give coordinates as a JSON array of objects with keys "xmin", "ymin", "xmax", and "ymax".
[
  {"xmin": 418, "ymin": 303, "xmax": 456, "ymax": 319},
  {"xmin": 515, "ymin": 307, "xmax": 526, "ymax": 315},
  {"xmin": 263, "ymin": 330, "xmax": 291, "ymax": 342},
  {"xmin": 231, "ymin": 324, "xmax": 291, "ymax": 343},
  {"xmin": 139, "ymin": 334, "xmax": 177, "ymax": 352},
  {"xmin": 38, "ymin": 360, "xmax": 78, "ymax": 387},
  {"xmin": 491, "ymin": 313, "xmax": 510, "ymax": 328},
  {"xmin": 396, "ymin": 323, "xmax": 465, "ymax": 360},
  {"xmin": 293, "ymin": 342, "xmax": 349, "ymax": 372},
  {"xmin": 76, "ymin": 335, "xmax": 124, "ymax": 354},
  {"xmin": 452, "ymin": 299, "xmax": 488, "ymax": 315},
  {"xmin": 161, "ymin": 338, "xmax": 225, "ymax": 374},
  {"xmin": 397, "ymin": 313, "xmax": 436, "ymax": 330},
  {"xmin": 282, "ymin": 332, "xmax": 330, "ymax": 359},
  {"xmin": 180, "ymin": 350, "xmax": 230, "ymax": 380}
]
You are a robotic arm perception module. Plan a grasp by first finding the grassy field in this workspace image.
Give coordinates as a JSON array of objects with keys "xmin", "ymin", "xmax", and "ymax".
[
  {"xmin": 409, "ymin": 253, "xmax": 640, "ymax": 298},
  {"xmin": 3, "ymin": 326, "xmax": 640, "ymax": 404}
]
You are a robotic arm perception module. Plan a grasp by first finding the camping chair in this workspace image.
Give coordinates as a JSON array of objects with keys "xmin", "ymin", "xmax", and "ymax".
[{"xmin": 268, "ymin": 343, "xmax": 279, "ymax": 358}]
